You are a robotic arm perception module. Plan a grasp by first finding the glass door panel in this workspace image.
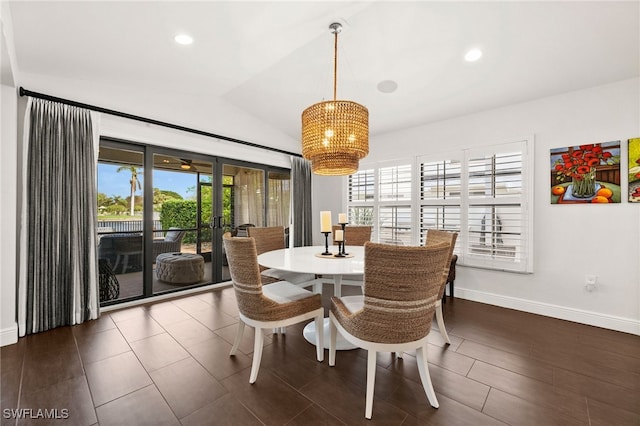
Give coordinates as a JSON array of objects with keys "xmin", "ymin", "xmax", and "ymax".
[
  {"xmin": 152, "ymin": 154, "xmax": 214, "ymax": 294},
  {"xmin": 268, "ymin": 171, "xmax": 291, "ymax": 246},
  {"xmin": 218, "ymin": 164, "xmax": 265, "ymax": 281},
  {"xmin": 97, "ymin": 145, "xmax": 145, "ymax": 303},
  {"xmin": 222, "ymin": 164, "xmax": 265, "ymax": 231}
]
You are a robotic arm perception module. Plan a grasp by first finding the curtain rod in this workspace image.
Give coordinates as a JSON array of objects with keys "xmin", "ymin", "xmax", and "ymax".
[{"xmin": 19, "ymin": 87, "xmax": 302, "ymax": 158}]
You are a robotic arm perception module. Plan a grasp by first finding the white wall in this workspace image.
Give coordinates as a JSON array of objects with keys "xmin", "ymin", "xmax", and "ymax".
[
  {"xmin": 1, "ymin": 2, "xmax": 18, "ymax": 346},
  {"xmin": 19, "ymin": 72, "xmax": 301, "ymax": 162},
  {"xmin": 0, "ymin": 84, "xmax": 18, "ymax": 346},
  {"xmin": 345, "ymin": 78, "xmax": 639, "ymax": 334}
]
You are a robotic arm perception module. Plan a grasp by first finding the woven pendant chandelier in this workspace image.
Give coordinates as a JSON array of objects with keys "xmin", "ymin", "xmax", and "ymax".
[{"xmin": 301, "ymin": 22, "xmax": 369, "ymax": 176}]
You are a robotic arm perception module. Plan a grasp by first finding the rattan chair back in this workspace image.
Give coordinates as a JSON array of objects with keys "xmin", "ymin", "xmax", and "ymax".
[
  {"xmin": 332, "ymin": 225, "xmax": 372, "ymax": 246},
  {"xmin": 247, "ymin": 226, "xmax": 286, "ymax": 254},
  {"xmin": 333, "ymin": 241, "xmax": 450, "ymax": 344},
  {"xmin": 247, "ymin": 226, "xmax": 286, "ymax": 276},
  {"xmin": 425, "ymin": 229, "xmax": 458, "ymax": 300},
  {"xmin": 223, "ymin": 232, "xmax": 319, "ymax": 322}
]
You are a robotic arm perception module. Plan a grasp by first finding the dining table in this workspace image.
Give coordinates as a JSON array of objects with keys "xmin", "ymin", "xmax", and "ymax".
[{"xmin": 257, "ymin": 245, "xmax": 365, "ymax": 349}]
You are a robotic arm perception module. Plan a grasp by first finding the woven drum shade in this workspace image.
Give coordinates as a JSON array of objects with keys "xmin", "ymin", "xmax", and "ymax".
[{"xmin": 301, "ymin": 99, "xmax": 369, "ymax": 176}]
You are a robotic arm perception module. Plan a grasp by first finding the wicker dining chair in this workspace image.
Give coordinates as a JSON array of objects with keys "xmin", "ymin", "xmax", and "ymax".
[
  {"xmin": 223, "ymin": 232, "xmax": 324, "ymax": 384},
  {"xmin": 324, "ymin": 225, "xmax": 372, "ymax": 289},
  {"xmin": 329, "ymin": 241, "xmax": 451, "ymax": 419},
  {"xmin": 247, "ymin": 226, "xmax": 316, "ymax": 286},
  {"xmin": 331, "ymin": 225, "xmax": 372, "ymax": 247},
  {"xmin": 425, "ymin": 229, "xmax": 458, "ymax": 344}
]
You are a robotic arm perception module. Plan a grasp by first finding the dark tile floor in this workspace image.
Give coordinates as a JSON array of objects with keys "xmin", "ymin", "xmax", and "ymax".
[{"xmin": 2, "ymin": 284, "xmax": 639, "ymax": 425}]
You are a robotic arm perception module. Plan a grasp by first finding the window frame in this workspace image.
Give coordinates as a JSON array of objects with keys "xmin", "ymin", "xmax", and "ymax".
[{"xmin": 345, "ymin": 137, "xmax": 534, "ymax": 273}]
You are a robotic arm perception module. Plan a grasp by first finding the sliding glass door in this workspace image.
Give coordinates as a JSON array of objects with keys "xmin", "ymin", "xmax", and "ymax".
[
  {"xmin": 97, "ymin": 143, "xmax": 146, "ymax": 301},
  {"xmin": 97, "ymin": 138, "xmax": 291, "ymax": 305},
  {"xmin": 151, "ymin": 152, "xmax": 215, "ymax": 292}
]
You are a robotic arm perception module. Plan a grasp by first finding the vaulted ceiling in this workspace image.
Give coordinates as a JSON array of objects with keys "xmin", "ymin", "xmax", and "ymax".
[{"xmin": 7, "ymin": 1, "xmax": 640, "ymax": 148}]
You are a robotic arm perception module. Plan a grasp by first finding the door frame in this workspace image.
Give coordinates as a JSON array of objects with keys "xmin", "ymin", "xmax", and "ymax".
[{"xmin": 99, "ymin": 137, "xmax": 290, "ymax": 303}]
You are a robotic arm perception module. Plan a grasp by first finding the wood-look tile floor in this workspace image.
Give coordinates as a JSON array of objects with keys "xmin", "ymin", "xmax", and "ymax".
[{"xmin": 2, "ymin": 285, "xmax": 639, "ymax": 425}]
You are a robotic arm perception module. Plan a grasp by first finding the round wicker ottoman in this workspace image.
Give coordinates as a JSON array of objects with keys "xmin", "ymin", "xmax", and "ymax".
[{"xmin": 156, "ymin": 253, "xmax": 204, "ymax": 284}]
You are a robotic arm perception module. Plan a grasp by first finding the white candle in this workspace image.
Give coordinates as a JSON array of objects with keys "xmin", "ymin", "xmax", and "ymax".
[
  {"xmin": 320, "ymin": 211, "xmax": 332, "ymax": 233},
  {"xmin": 335, "ymin": 230, "xmax": 344, "ymax": 242},
  {"xmin": 338, "ymin": 213, "xmax": 347, "ymax": 224}
]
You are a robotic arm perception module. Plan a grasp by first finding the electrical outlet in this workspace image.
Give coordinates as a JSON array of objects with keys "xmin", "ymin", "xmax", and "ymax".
[
  {"xmin": 585, "ymin": 274, "xmax": 597, "ymax": 285},
  {"xmin": 585, "ymin": 283, "xmax": 596, "ymax": 292}
]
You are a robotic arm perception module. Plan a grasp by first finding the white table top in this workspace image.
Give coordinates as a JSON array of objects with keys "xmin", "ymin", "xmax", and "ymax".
[{"xmin": 257, "ymin": 245, "xmax": 364, "ymax": 276}]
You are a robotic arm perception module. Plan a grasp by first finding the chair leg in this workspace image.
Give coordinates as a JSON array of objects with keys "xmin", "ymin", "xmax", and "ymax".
[
  {"xmin": 315, "ymin": 315, "xmax": 324, "ymax": 362},
  {"xmin": 435, "ymin": 302, "xmax": 451, "ymax": 345},
  {"xmin": 365, "ymin": 350, "xmax": 377, "ymax": 419},
  {"xmin": 416, "ymin": 345, "xmax": 439, "ymax": 408},
  {"xmin": 249, "ymin": 328, "xmax": 265, "ymax": 384},
  {"xmin": 229, "ymin": 320, "xmax": 245, "ymax": 356},
  {"xmin": 450, "ymin": 279, "xmax": 454, "ymax": 299},
  {"xmin": 329, "ymin": 318, "xmax": 337, "ymax": 366}
]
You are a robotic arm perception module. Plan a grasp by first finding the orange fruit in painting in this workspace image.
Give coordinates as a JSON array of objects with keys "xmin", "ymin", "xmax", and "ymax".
[
  {"xmin": 591, "ymin": 196, "xmax": 609, "ymax": 203},
  {"xmin": 551, "ymin": 186, "xmax": 565, "ymax": 195},
  {"xmin": 596, "ymin": 188, "xmax": 613, "ymax": 199}
]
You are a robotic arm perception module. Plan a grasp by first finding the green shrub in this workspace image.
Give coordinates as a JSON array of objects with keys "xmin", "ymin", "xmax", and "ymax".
[{"xmin": 160, "ymin": 199, "xmax": 212, "ymax": 244}]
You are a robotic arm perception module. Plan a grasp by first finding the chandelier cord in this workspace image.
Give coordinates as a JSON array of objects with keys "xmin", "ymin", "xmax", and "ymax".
[{"xmin": 333, "ymin": 30, "xmax": 338, "ymax": 101}]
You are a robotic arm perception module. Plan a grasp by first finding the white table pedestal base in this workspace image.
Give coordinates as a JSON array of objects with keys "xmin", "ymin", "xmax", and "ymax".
[{"xmin": 303, "ymin": 318, "xmax": 357, "ymax": 350}]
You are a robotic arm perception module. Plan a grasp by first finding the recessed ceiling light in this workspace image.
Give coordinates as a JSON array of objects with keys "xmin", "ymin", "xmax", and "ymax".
[
  {"xmin": 174, "ymin": 34, "xmax": 193, "ymax": 45},
  {"xmin": 464, "ymin": 48, "xmax": 482, "ymax": 62},
  {"xmin": 377, "ymin": 80, "xmax": 398, "ymax": 93}
]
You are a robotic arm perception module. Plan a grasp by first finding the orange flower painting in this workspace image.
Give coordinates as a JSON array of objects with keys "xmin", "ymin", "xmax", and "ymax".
[
  {"xmin": 550, "ymin": 141, "xmax": 620, "ymax": 204},
  {"xmin": 629, "ymin": 138, "xmax": 640, "ymax": 202}
]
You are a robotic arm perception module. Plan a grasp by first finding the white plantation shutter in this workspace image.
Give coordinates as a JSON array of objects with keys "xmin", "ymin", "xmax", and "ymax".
[
  {"xmin": 378, "ymin": 163, "xmax": 412, "ymax": 245},
  {"xmin": 347, "ymin": 168, "xmax": 375, "ymax": 237},
  {"xmin": 419, "ymin": 155, "xmax": 463, "ymax": 252},
  {"xmin": 346, "ymin": 137, "xmax": 532, "ymax": 273},
  {"xmin": 465, "ymin": 141, "xmax": 532, "ymax": 272}
]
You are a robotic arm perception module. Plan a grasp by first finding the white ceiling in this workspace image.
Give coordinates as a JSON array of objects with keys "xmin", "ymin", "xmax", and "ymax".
[{"xmin": 7, "ymin": 1, "xmax": 640, "ymax": 146}]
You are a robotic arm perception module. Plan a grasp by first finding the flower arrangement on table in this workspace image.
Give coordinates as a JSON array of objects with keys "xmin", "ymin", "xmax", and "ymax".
[{"xmin": 552, "ymin": 143, "xmax": 617, "ymax": 199}]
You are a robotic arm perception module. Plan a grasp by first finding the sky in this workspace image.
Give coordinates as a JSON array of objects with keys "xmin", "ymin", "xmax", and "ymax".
[{"xmin": 98, "ymin": 164, "xmax": 198, "ymax": 199}]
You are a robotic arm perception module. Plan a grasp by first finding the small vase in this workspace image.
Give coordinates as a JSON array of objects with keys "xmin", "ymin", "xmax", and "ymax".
[{"xmin": 571, "ymin": 168, "xmax": 597, "ymax": 198}]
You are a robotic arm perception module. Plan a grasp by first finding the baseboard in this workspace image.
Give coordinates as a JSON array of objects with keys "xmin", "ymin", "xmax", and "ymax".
[
  {"xmin": 456, "ymin": 288, "xmax": 640, "ymax": 336},
  {"xmin": 0, "ymin": 322, "xmax": 18, "ymax": 347}
]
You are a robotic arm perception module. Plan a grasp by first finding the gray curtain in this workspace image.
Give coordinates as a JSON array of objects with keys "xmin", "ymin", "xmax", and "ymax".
[
  {"xmin": 291, "ymin": 157, "xmax": 313, "ymax": 247},
  {"xmin": 19, "ymin": 98, "xmax": 100, "ymax": 336}
]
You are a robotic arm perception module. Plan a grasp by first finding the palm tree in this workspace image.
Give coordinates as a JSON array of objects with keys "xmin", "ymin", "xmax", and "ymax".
[{"xmin": 117, "ymin": 165, "xmax": 141, "ymax": 216}]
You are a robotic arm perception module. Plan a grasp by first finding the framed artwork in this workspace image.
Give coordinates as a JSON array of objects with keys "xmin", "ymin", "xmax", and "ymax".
[
  {"xmin": 629, "ymin": 138, "xmax": 640, "ymax": 202},
  {"xmin": 550, "ymin": 141, "xmax": 621, "ymax": 204}
]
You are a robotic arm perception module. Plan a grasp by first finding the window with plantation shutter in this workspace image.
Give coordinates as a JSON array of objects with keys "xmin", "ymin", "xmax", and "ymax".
[
  {"xmin": 378, "ymin": 163, "xmax": 412, "ymax": 245},
  {"xmin": 347, "ymin": 168, "xmax": 375, "ymax": 238},
  {"xmin": 465, "ymin": 141, "xmax": 532, "ymax": 272},
  {"xmin": 419, "ymin": 157, "xmax": 463, "ymax": 251},
  {"xmin": 345, "ymin": 138, "xmax": 532, "ymax": 273},
  {"xmin": 348, "ymin": 168, "xmax": 375, "ymax": 203}
]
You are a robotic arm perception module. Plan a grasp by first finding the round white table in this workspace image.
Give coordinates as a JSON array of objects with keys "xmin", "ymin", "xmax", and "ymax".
[{"xmin": 258, "ymin": 245, "xmax": 364, "ymax": 349}]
